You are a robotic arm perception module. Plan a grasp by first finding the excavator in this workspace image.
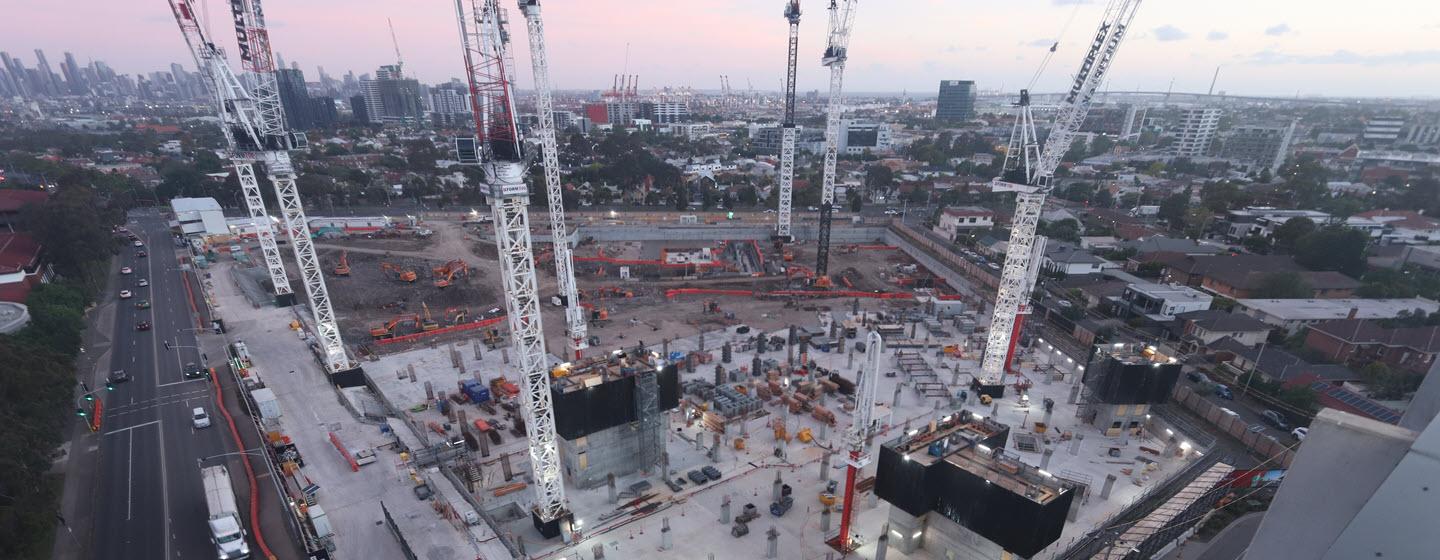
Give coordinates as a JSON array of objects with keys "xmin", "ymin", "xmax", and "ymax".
[
  {"xmin": 444, "ymin": 306, "xmax": 468, "ymax": 325},
  {"xmin": 370, "ymin": 314, "xmax": 419, "ymax": 339},
  {"xmin": 333, "ymin": 250, "xmax": 351, "ymax": 276},
  {"xmin": 381, "ymin": 262, "xmax": 417, "ymax": 283},
  {"xmin": 433, "ymin": 259, "xmax": 469, "ymax": 288},
  {"xmin": 420, "ymin": 303, "xmax": 441, "ymax": 332}
]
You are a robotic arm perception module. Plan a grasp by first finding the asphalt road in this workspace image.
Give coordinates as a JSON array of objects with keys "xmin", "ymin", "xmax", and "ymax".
[
  {"xmin": 91, "ymin": 209, "xmax": 236, "ymax": 560},
  {"xmin": 1175, "ymin": 368, "xmax": 1299, "ymax": 444}
]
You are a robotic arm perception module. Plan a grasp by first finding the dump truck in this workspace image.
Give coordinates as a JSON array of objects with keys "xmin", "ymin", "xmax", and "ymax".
[{"xmin": 202, "ymin": 465, "xmax": 251, "ymax": 559}]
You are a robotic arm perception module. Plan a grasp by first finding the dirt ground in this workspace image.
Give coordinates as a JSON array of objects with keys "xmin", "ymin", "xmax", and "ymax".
[{"xmin": 311, "ymin": 220, "xmax": 929, "ymax": 358}]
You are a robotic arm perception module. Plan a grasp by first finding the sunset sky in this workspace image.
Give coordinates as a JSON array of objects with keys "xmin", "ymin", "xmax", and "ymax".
[{"xmin": 3, "ymin": 0, "xmax": 1437, "ymax": 97}]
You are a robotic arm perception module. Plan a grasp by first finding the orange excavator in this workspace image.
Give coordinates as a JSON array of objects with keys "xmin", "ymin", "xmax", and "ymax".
[
  {"xmin": 381, "ymin": 262, "xmax": 417, "ymax": 283},
  {"xmin": 333, "ymin": 250, "xmax": 351, "ymax": 276},
  {"xmin": 370, "ymin": 314, "xmax": 419, "ymax": 339},
  {"xmin": 433, "ymin": 259, "xmax": 469, "ymax": 288}
]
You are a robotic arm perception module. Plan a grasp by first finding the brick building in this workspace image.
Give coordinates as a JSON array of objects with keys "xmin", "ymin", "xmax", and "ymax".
[{"xmin": 1304, "ymin": 319, "xmax": 1440, "ymax": 375}]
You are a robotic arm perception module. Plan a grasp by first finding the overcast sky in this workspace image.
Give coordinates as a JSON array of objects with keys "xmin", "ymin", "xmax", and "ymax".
[{"xmin": 2, "ymin": 0, "xmax": 1437, "ymax": 98}]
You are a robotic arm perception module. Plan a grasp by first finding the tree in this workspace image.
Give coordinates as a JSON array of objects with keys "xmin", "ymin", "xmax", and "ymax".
[
  {"xmin": 1253, "ymin": 271, "xmax": 1312, "ymax": 298},
  {"xmin": 1062, "ymin": 138, "xmax": 1088, "ymax": 163},
  {"xmin": 1271, "ymin": 217, "xmax": 1316, "ymax": 254},
  {"xmin": 1136, "ymin": 262, "xmax": 1166, "ymax": 277},
  {"xmin": 1294, "ymin": 225, "xmax": 1369, "ymax": 277},
  {"xmin": 1092, "ymin": 189, "xmax": 1114, "ymax": 208},
  {"xmin": 864, "ymin": 164, "xmax": 894, "ymax": 191},
  {"xmin": 1241, "ymin": 235, "xmax": 1272, "ymax": 254},
  {"xmin": 1361, "ymin": 362, "xmax": 1423, "ymax": 400},
  {"xmin": 1158, "ymin": 190, "xmax": 1189, "ymax": 229},
  {"xmin": 849, "ymin": 191, "xmax": 863, "ymax": 213},
  {"xmin": 1039, "ymin": 219, "xmax": 1081, "ymax": 244},
  {"xmin": 25, "ymin": 186, "xmax": 115, "ymax": 284},
  {"xmin": 737, "ymin": 185, "xmax": 758, "ymax": 207}
]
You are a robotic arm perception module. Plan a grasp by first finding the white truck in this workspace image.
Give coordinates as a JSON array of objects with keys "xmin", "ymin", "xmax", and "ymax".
[{"xmin": 201, "ymin": 465, "xmax": 251, "ymax": 560}]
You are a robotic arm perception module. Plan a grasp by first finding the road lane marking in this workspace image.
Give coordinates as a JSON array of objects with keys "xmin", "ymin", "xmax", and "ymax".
[
  {"xmin": 103, "ymin": 419, "xmax": 159, "ymax": 436},
  {"xmin": 157, "ymin": 417, "xmax": 172, "ymax": 560},
  {"xmin": 126, "ymin": 431, "xmax": 134, "ymax": 521},
  {"xmin": 157, "ymin": 378, "xmax": 205, "ymax": 388}
]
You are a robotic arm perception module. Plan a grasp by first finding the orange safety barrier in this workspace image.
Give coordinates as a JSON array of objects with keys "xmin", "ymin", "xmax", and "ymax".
[
  {"xmin": 210, "ymin": 370, "xmax": 276, "ymax": 560},
  {"xmin": 375, "ymin": 315, "xmax": 506, "ymax": 346},
  {"xmin": 665, "ymin": 288, "xmax": 915, "ymax": 300},
  {"xmin": 329, "ymin": 432, "xmax": 360, "ymax": 472}
]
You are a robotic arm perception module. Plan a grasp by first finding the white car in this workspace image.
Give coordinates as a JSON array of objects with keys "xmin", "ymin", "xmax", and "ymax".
[
  {"xmin": 119, "ymin": 290, "xmax": 133, "ymax": 299},
  {"xmin": 133, "ymin": 240, "xmax": 143, "ymax": 247},
  {"xmin": 192, "ymin": 407, "xmax": 212, "ymax": 429},
  {"xmin": 1291, "ymin": 427, "xmax": 1308, "ymax": 441},
  {"xmin": 120, "ymin": 267, "xmax": 133, "ymax": 275},
  {"xmin": 138, "ymin": 279, "xmax": 149, "ymax": 287}
]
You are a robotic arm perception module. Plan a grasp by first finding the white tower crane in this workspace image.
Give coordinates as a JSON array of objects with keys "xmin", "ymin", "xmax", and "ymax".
[
  {"xmin": 230, "ymin": 0, "xmax": 352, "ymax": 374},
  {"xmin": 815, "ymin": 0, "xmax": 859, "ymax": 279},
  {"xmin": 775, "ymin": 0, "xmax": 801, "ymax": 241},
  {"xmin": 518, "ymin": 0, "xmax": 587, "ymax": 361},
  {"xmin": 834, "ymin": 330, "xmax": 881, "ymax": 551},
  {"xmin": 979, "ymin": 0, "xmax": 1142, "ymax": 388},
  {"xmin": 166, "ymin": 0, "xmax": 292, "ymax": 307},
  {"xmin": 453, "ymin": 0, "xmax": 570, "ymax": 532}
]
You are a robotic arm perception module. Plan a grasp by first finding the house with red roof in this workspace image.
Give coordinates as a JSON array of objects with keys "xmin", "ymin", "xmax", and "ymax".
[
  {"xmin": 1354, "ymin": 209, "xmax": 1440, "ymax": 245},
  {"xmin": 0, "ymin": 232, "xmax": 48, "ymax": 303},
  {"xmin": 0, "ymin": 189, "xmax": 49, "ymax": 229}
]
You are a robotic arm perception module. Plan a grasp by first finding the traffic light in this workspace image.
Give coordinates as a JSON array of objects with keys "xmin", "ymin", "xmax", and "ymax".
[
  {"xmin": 75, "ymin": 408, "xmax": 86, "ymax": 417},
  {"xmin": 84, "ymin": 393, "xmax": 95, "ymax": 402},
  {"xmin": 105, "ymin": 382, "xmax": 115, "ymax": 391}
]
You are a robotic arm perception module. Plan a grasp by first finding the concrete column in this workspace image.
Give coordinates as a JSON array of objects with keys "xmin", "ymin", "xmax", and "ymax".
[
  {"xmin": 593, "ymin": 544, "xmax": 606, "ymax": 560},
  {"xmin": 711, "ymin": 433, "xmax": 723, "ymax": 462},
  {"xmin": 821, "ymin": 507, "xmax": 832, "ymax": 534},
  {"xmin": 686, "ymin": 354, "xmax": 696, "ymax": 373},
  {"xmin": 501, "ymin": 453, "xmax": 513, "ymax": 481},
  {"xmin": 1100, "ymin": 474, "xmax": 1117, "ymax": 500},
  {"xmin": 695, "ymin": 434, "xmax": 704, "ymax": 450},
  {"xmin": 766, "ymin": 526, "xmax": 779, "ymax": 559},
  {"xmin": 821, "ymin": 451, "xmax": 832, "ymax": 482},
  {"xmin": 1041, "ymin": 448, "xmax": 1054, "ymax": 470},
  {"xmin": 501, "ymin": 347, "xmax": 510, "ymax": 364},
  {"xmin": 424, "ymin": 380, "xmax": 434, "ymax": 401},
  {"xmin": 662, "ymin": 338, "xmax": 670, "ymax": 357},
  {"xmin": 1070, "ymin": 433, "xmax": 1084, "ymax": 456},
  {"xmin": 661, "ymin": 517, "xmax": 673, "ymax": 550},
  {"xmin": 991, "ymin": 399, "xmax": 999, "ymax": 417},
  {"xmin": 875, "ymin": 524, "xmax": 890, "ymax": 560},
  {"xmin": 715, "ymin": 364, "xmax": 726, "ymax": 386},
  {"xmin": 723, "ymin": 342, "xmax": 732, "ymax": 364},
  {"xmin": 788, "ymin": 325, "xmax": 798, "ymax": 345},
  {"xmin": 478, "ymin": 430, "xmax": 490, "ymax": 457},
  {"xmin": 699, "ymin": 331, "xmax": 707, "ymax": 353},
  {"xmin": 772, "ymin": 471, "xmax": 784, "ymax": 501},
  {"xmin": 661, "ymin": 451, "xmax": 671, "ymax": 478},
  {"xmin": 852, "ymin": 298, "xmax": 860, "ymax": 315},
  {"xmin": 1164, "ymin": 437, "xmax": 1179, "ymax": 458},
  {"xmin": 847, "ymin": 345, "xmax": 855, "ymax": 369},
  {"xmin": 607, "ymin": 473, "xmax": 618, "ymax": 504},
  {"xmin": 892, "ymin": 383, "xmax": 902, "ymax": 407},
  {"xmin": 1067, "ymin": 383, "xmax": 1081, "ymax": 404},
  {"xmin": 515, "ymin": 536, "xmax": 526, "ymax": 557},
  {"xmin": 752, "ymin": 355, "xmax": 763, "ymax": 377},
  {"xmin": 829, "ymin": 320, "xmax": 838, "ymax": 339},
  {"xmin": 720, "ymin": 495, "xmax": 731, "ymax": 523},
  {"xmin": 910, "ymin": 322, "xmax": 917, "ymax": 338},
  {"xmin": 1043, "ymin": 408, "xmax": 1053, "ymax": 427},
  {"xmin": 787, "ymin": 338, "xmax": 795, "ymax": 367},
  {"xmin": 819, "ymin": 421, "xmax": 829, "ymax": 442}
]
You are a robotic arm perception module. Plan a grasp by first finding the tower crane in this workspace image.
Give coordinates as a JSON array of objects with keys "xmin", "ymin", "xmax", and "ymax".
[
  {"xmin": 980, "ymin": 0, "xmax": 1142, "ymax": 389},
  {"xmin": 833, "ymin": 330, "xmax": 882, "ymax": 552},
  {"xmin": 166, "ymin": 0, "xmax": 293, "ymax": 308},
  {"xmin": 452, "ymin": 0, "xmax": 570, "ymax": 534},
  {"xmin": 518, "ymin": 0, "xmax": 586, "ymax": 361},
  {"xmin": 230, "ymin": 0, "xmax": 352, "ymax": 374},
  {"xmin": 814, "ymin": 0, "xmax": 860, "ymax": 281},
  {"xmin": 774, "ymin": 0, "xmax": 801, "ymax": 241}
]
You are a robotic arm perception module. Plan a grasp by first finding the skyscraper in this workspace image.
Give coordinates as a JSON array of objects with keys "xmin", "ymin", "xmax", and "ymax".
[
  {"xmin": 62, "ymin": 51, "xmax": 87, "ymax": 95},
  {"xmin": 1171, "ymin": 107, "xmax": 1221, "ymax": 158},
  {"xmin": 359, "ymin": 65, "xmax": 424, "ymax": 126},
  {"xmin": 276, "ymin": 68, "xmax": 314, "ymax": 130},
  {"xmin": 936, "ymin": 80, "xmax": 976, "ymax": 122},
  {"xmin": 33, "ymin": 49, "xmax": 60, "ymax": 96}
]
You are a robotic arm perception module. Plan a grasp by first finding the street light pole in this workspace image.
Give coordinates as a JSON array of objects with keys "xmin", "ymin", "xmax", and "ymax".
[{"xmin": 1240, "ymin": 341, "xmax": 1267, "ymax": 398}]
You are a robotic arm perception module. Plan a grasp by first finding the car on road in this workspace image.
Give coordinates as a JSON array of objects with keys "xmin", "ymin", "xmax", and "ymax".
[
  {"xmin": 184, "ymin": 363, "xmax": 207, "ymax": 380},
  {"xmin": 135, "ymin": 321, "xmax": 151, "ymax": 331},
  {"xmin": 1219, "ymin": 407, "xmax": 1240, "ymax": 418},
  {"xmin": 135, "ymin": 250, "xmax": 147, "ymax": 258},
  {"xmin": 807, "ymin": 206, "xmax": 819, "ymax": 211},
  {"xmin": 1214, "ymin": 384, "xmax": 1234, "ymax": 400},
  {"xmin": 119, "ymin": 290, "xmax": 133, "ymax": 299},
  {"xmin": 137, "ymin": 278, "xmax": 149, "ymax": 287},
  {"xmin": 191, "ymin": 407, "xmax": 212, "ymax": 429},
  {"xmin": 132, "ymin": 240, "xmax": 143, "ymax": 247},
  {"xmin": 883, "ymin": 209, "xmax": 901, "ymax": 215},
  {"xmin": 763, "ymin": 209, "xmax": 777, "ymax": 214},
  {"xmin": 120, "ymin": 266, "xmax": 133, "ymax": 275},
  {"xmin": 108, "ymin": 370, "xmax": 131, "ymax": 384},
  {"xmin": 1261, "ymin": 410, "xmax": 1290, "ymax": 430},
  {"xmin": 702, "ymin": 465, "xmax": 722, "ymax": 481},
  {"xmin": 1291, "ymin": 427, "xmax": 1308, "ymax": 441},
  {"xmin": 1186, "ymin": 370, "xmax": 1211, "ymax": 384},
  {"xmin": 135, "ymin": 300, "xmax": 150, "ymax": 309}
]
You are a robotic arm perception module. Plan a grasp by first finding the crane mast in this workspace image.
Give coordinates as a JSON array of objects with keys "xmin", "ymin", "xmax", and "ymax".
[
  {"xmin": 775, "ymin": 0, "xmax": 801, "ymax": 241},
  {"xmin": 815, "ymin": 0, "xmax": 859, "ymax": 278},
  {"xmin": 454, "ymin": 0, "xmax": 569, "ymax": 528},
  {"xmin": 979, "ymin": 0, "xmax": 1141, "ymax": 385},
  {"xmin": 167, "ymin": 0, "xmax": 294, "ymax": 307},
  {"xmin": 229, "ymin": 0, "xmax": 352, "ymax": 374},
  {"xmin": 834, "ymin": 330, "xmax": 881, "ymax": 551},
  {"xmin": 518, "ymin": 0, "xmax": 587, "ymax": 361}
]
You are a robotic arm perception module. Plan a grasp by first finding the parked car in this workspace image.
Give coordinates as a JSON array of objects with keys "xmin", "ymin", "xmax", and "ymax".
[
  {"xmin": 1214, "ymin": 384, "xmax": 1234, "ymax": 400},
  {"xmin": 191, "ymin": 407, "xmax": 211, "ymax": 429},
  {"xmin": 133, "ymin": 240, "xmax": 143, "ymax": 247},
  {"xmin": 1291, "ymin": 427, "xmax": 1309, "ymax": 441},
  {"xmin": 1219, "ymin": 407, "xmax": 1240, "ymax": 418},
  {"xmin": 138, "ymin": 278, "xmax": 149, "ymax": 287},
  {"xmin": 1261, "ymin": 410, "xmax": 1290, "ymax": 430},
  {"xmin": 1186, "ymin": 370, "xmax": 1211, "ymax": 384}
]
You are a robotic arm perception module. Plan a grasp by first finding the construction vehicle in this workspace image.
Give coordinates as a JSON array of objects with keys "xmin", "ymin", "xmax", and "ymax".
[
  {"xmin": 201, "ymin": 465, "xmax": 251, "ymax": 559},
  {"xmin": 980, "ymin": 0, "xmax": 1143, "ymax": 390},
  {"xmin": 420, "ymin": 304, "xmax": 441, "ymax": 332},
  {"xmin": 445, "ymin": 306, "xmax": 469, "ymax": 325},
  {"xmin": 370, "ymin": 315, "xmax": 418, "ymax": 339},
  {"xmin": 590, "ymin": 307, "xmax": 611, "ymax": 327},
  {"xmin": 796, "ymin": 427, "xmax": 813, "ymax": 443},
  {"xmin": 433, "ymin": 259, "xmax": 469, "ymax": 288},
  {"xmin": 381, "ymin": 262, "xmax": 417, "ymax": 283},
  {"xmin": 333, "ymin": 250, "xmax": 351, "ymax": 276}
]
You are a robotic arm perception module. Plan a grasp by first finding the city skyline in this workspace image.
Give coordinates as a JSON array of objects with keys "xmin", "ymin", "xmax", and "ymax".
[{"xmin": 1, "ymin": 0, "xmax": 1437, "ymax": 98}]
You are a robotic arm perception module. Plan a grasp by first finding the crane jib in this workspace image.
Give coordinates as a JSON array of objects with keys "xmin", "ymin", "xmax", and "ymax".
[{"xmin": 231, "ymin": 0, "xmax": 252, "ymax": 63}]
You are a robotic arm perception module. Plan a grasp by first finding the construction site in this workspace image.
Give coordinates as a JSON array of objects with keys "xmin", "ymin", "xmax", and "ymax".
[{"xmin": 168, "ymin": 0, "xmax": 1242, "ymax": 558}]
